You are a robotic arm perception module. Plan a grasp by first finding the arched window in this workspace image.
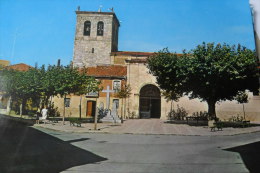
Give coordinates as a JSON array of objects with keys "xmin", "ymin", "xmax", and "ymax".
[
  {"xmin": 83, "ymin": 21, "xmax": 91, "ymax": 36},
  {"xmin": 97, "ymin": 21, "xmax": 104, "ymax": 36}
]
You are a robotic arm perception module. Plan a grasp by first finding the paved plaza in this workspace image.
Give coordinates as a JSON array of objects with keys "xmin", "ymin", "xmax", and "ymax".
[
  {"xmin": 34, "ymin": 119, "xmax": 260, "ymax": 136},
  {"xmin": 1, "ymin": 114, "xmax": 260, "ymax": 173}
]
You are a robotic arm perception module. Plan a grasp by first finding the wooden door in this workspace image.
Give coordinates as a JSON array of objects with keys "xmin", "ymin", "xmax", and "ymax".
[
  {"xmin": 87, "ymin": 101, "xmax": 93, "ymax": 117},
  {"xmin": 86, "ymin": 101, "xmax": 96, "ymax": 117}
]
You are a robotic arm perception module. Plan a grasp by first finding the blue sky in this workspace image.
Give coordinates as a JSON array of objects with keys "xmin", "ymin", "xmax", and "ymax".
[{"xmin": 0, "ymin": 0, "xmax": 255, "ymax": 66}]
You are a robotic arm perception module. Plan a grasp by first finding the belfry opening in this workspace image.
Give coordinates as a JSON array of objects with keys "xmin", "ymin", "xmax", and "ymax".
[{"xmin": 139, "ymin": 84, "xmax": 161, "ymax": 119}]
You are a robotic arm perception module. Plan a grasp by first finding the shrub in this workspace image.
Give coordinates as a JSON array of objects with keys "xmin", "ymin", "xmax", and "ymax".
[
  {"xmin": 97, "ymin": 107, "xmax": 108, "ymax": 119},
  {"xmin": 228, "ymin": 115, "xmax": 244, "ymax": 122},
  {"xmin": 192, "ymin": 111, "xmax": 209, "ymax": 120},
  {"xmin": 127, "ymin": 109, "xmax": 136, "ymax": 119},
  {"xmin": 27, "ymin": 110, "xmax": 36, "ymax": 117},
  {"xmin": 168, "ymin": 105, "xmax": 188, "ymax": 120},
  {"xmin": 47, "ymin": 102, "xmax": 60, "ymax": 117}
]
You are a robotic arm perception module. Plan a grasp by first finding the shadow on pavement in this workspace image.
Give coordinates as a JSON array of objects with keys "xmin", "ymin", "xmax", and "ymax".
[
  {"xmin": 66, "ymin": 138, "xmax": 90, "ymax": 143},
  {"xmin": 225, "ymin": 141, "xmax": 260, "ymax": 173},
  {"xmin": 0, "ymin": 116, "xmax": 107, "ymax": 173}
]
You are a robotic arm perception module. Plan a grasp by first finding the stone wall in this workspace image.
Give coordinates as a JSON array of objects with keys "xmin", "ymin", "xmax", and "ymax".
[
  {"xmin": 127, "ymin": 62, "xmax": 260, "ymax": 122},
  {"xmin": 52, "ymin": 78, "xmax": 126, "ymax": 118},
  {"xmin": 73, "ymin": 12, "xmax": 119, "ymax": 68},
  {"xmin": 126, "ymin": 62, "xmax": 165, "ymax": 118}
]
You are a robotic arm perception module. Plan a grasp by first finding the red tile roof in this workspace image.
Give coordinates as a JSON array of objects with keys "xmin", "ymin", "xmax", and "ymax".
[
  {"xmin": 125, "ymin": 59, "xmax": 147, "ymax": 63},
  {"xmin": 111, "ymin": 51, "xmax": 155, "ymax": 57},
  {"xmin": 85, "ymin": 65, "xmax": 127, "ymax": 78},
  {"xmin": 6, "ymin": 63, "xmax": 32, "ymax": 71},
  {"xmin": 111, "ymin": 51, "xmax": 183, "ymax": 57},
  {"xmin": 124, "ymin": 52, "xmax": 184, "ymax": 64}
]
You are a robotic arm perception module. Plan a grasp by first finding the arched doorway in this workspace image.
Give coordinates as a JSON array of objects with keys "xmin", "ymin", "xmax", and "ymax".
[{"xmin": 139, "ymin": 84, "xmax": 161, "ymax": 118}]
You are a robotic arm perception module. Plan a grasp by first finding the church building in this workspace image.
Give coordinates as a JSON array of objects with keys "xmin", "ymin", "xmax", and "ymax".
[{"xmin": 53, "ymin": 9, "xmax": 260, "ymax": 122}]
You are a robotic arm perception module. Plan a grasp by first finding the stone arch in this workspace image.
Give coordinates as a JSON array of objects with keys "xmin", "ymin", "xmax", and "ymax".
[{"xmin": 139, "ymin": 84, "xmax": 161, "ymax": 118}]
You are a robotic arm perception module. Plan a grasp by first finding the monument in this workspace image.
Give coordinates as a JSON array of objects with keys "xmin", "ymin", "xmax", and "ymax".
[
  {"xmin": 101, "ymin": 101, "xmax": 121, "ymax": 123},
  {"xmin": 100, "ymin": 85, "xmax": 121, "ymax": 123},
  {"xmin": 102, "ymin": 86, "xmax": 114, "ymax": 109}
]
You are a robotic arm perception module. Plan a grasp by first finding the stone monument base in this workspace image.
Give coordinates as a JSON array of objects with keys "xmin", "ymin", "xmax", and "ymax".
[
  {"xmin": 101, "ymin": 116, "xmax": 122, "ymax": 123},
  {"xmin": 101, "ymin": 110, "xmax": 122, "ymax": 123}
]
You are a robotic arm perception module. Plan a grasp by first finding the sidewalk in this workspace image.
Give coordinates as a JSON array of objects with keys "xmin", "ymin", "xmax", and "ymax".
[{"xmin": 34, "ymin": 119, "xmax": 260, "ymax": 136}]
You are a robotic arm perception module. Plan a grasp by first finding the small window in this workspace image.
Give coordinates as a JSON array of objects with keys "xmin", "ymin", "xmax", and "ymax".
[
  {"xmin": 113, "ymin": 80, "xmax": 121, "ymax": 91},
  {"xmin": 97, "ymin": 21, "xmax": 104, "ymax": 36},
  {"xmin": 92, "ymin": 48, "xmax": 94, "ymax": 53},
  {"xmin": 64, "ymin": 98, "xmax": 70, "ymax": 107},
  {"xmin": 84, "ymin": 21, "xmax": 91, "ymax": 36}
]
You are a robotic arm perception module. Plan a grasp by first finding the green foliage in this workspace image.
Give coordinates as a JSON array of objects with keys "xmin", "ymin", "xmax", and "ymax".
[
  {"xmin": 228, "ymin": 115, "xmax": 245, "ymax": 122},
  {"xmin": 167, "ymin": 105, "xmax": 188, "ymax": 120},
  {"xmin": 47, "ymin": 102, "xmax": 60, "ymax": 117},
  {"xmin": 148, "ymin": 43, "xmax": 259, "ymax": 117},
  {"xmin": 0, "ymin": 64, "xmax": 4, "ymax": 70},
  {"xmin": 127, "ymin": 109, "xmax": 137, "ymax": 119},
  {"xmin": 115, "ymin": 84, "xmax": 132, "ymax": 98},
  {"xmin": 76, "ymin": 67, "xmax": 101, "ymax": 96},
  {"xmin": 147, "ymin": 48, "xmax": 189, "ymax": 98},
  {"xmin": 235, "ymin": 91, "xmax": 248, "ymax": 104},
  {"xmin": 97, "ymin": 107, "xmax": 108, "ymax": 119},
  {"xmin": 0, "ymin": 68, "xmax": 41, "ymax": 109},
  {"xmin": 162, "ymin": 90, "xmax": 181, "ymax": 102},
  {"xmin": 192, "ymin": 111, "xmax": 210, "ymax": 121},
  {"xmin": 0, "ymin": 64, "xmax": 101, "ymax": 116}
]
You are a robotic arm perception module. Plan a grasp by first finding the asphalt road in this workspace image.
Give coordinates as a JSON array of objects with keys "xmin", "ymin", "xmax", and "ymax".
[{"xmin": 1, "ymin": 115, "xmax": 260, "ymax": 173}]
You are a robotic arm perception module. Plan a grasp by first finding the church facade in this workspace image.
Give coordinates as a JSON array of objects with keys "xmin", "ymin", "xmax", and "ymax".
[{"xmin": 53, "ymin": 10, "xmax": 260, "ymax": 122}]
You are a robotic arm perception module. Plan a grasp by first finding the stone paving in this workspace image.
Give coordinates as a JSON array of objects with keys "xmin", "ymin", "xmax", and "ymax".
[{"xmin": 34, "ymin": 119, "xmax": 260, "ymax": 136}]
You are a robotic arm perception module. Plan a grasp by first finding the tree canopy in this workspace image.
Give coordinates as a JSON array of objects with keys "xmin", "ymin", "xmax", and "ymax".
[
  {"xmin": 147, "ymin": 42, "xmax": 259, "ymax": 117},
  {"xmin": 0, "ymin": 64, "xmax": 100, "ymax": 115}
]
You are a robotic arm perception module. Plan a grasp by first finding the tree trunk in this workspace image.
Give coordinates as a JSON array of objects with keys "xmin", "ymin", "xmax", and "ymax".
[
  {"xmin": 79, "ymin": 95, "xmax": 82, "ymax": 119},
  {"xmin": 44, "ymin": 96, "xmax": 49, "ymax": 108},
  {"xmin": 170, "ymin": 100, "xmax": 173, "ymax": 113},
  {"xmin": 20, "ymin": 99, "xmax": 27, "ymax": 117},
  {"xmin": 62, "ymin": 95, "xmax": 66, "ymax": 125},
  {"xmin": 121, "ymin": 98, "xmax": 123, "ymax": 119},
  {"xmin": 20, "ymin": 103, "xmax": 23, "ymax": 118},
  {"xmin": 94, "ymin": 98, "xmax": 98, "ymax": 130},
  {"xmin": 7, "ymin": 96, "xmax": 12, "ymax": 115},
  {"xmin": 242, "ymin": 104, "xmax": 246, "ymax": 120},
  {"xmin": 207, "ymin": 100, "xmax": 216, "ymax": 119},
  {"xmin": 124, "ymin": 98, "xmax": 126, "ymax": 119},
  {"xmin": 49, "ymin": 96, "xmax": 52, "ymax": 108}
]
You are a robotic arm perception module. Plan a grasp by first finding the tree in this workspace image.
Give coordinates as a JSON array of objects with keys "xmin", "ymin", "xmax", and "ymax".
[
  {"xmin": 40, "ymin": 64, "xmax": 60, "ymax": 108},
  {"xmin": 0, "ymin": 64, "xmax": 102, "ymax": 122},
  {"xmin": 52, "ymin": 65, "xmax": 81, "ymax": 124},
  {"xmin": 115, "ymin": 84, "xmax": 131, "ymax": 119},
  {"xmin": 0, "ymin": 69, "xmax": 22, "ymax": 113},
  {"xmin": 162, "ymin": 90, "xmax": 181, "ymax": 114},
  {"xmin": 0, "ymin": 68, "xmax": 41, "ymax": 115},
  {"xmin": 75, "ymin": 67, "xmax": 101, "ymax": 119},
  {"xmin": 235, "ymin": 91, "xmax": 249, "ymax": 120},
  {"xmin": 147, "ymin": 43, "xmax": 259, "ymax": 118}
]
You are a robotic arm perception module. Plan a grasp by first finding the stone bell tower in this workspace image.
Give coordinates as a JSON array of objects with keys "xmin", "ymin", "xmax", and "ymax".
[{"xmin": 72, "ymin": 9, "xmax": 120, "ymax": 68}]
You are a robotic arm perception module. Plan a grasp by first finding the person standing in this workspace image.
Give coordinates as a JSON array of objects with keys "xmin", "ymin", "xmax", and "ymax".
[
  {"xmin": 35, "ymin": 111, "xmax": 41, "ymax": 124},
  {"xmin": 41, "ymin": 107, "xmax": 48, "ymax": 124}
]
